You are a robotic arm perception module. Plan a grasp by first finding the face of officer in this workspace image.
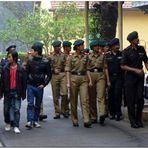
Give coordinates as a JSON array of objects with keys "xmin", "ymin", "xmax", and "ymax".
[
  {"xmin": 93, "ymin": 45, "xmax": 99, "ymax": 53},
  {"xmin": 63, "ymin": 46, "xmax": 71, "ymax": 54},
  {"xmin": 112, "ymin": 44, "xmax": 120, "ymax": 52},
  {"xmin": 54, "ymin": 46, "xmax": 61, "ymax": 54},
  {"xmin": 7, "ymin": 53, "xmax": 14, "ymax": 64},
  {"xmin": 103, "ymin": 45, "xmax": 110, "ymax": 54},
  {"xmin": 76, "ymin": 44, "xmax": 84, "ymax": 53},
  {"xmin": 131, "ymin": 37, "xmax": 139, "ymax": 46}
]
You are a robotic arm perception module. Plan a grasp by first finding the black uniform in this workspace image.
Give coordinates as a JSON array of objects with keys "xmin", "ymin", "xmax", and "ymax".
[
  {"xmin": 121, "ymin": 45, "xmax": 148, "ymax": 127},
  {"xmin": 106, "ymin": 50, "xmax": 124, "ymax": 120}
]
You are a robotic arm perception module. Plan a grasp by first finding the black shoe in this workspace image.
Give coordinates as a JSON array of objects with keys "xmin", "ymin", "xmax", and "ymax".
[
  {"xmin": 39, "ymin": 115, "xmax": 47, "ymax": 121},
  {"xmin": 109, "ymin": 115, "xmax": 115, "ymax": 120},
  {"xmin": 53, "ymin": 115, "xmax": 60, "ymax": 119},
  {"xmin": 136, "ymin": 121, "xmax": 144, "ymax": 128},
  {"xmin": 84, "ymin": 122, "xmax": 91, "ymax": 128},
  {"xmin": 91, "ymin": 119, "xmax": 97, "ymax": 124},
  {"xmin": 131, "ymin": 123, "xmax": 139, "ymax": 128},
  {"xmin": 73, "ymin": 123, "xmax": 79, "ymax": 127},
  {"xmin": 99, "ymin": 115, "xmax": 105, "ymax": 125},
  {"xmin": 116, "ymin": 115, "xmax": 122, "ymax": 121},
  {"xmin": 62, "ymin": 112, "xmax": 69, "ymax": 118}
]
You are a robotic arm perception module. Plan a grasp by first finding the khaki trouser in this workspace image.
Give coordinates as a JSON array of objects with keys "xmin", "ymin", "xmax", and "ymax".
[
  {"xmin": 70, "ymin": 75, "xmax": 90, "ymax": 124},
  {"xmin": 51, "ymin": 73, "xmax": 68, "ymax": 115},
  {"xmin": 89, "ymin": 72, "xmax": 106, "ymax": 118}
]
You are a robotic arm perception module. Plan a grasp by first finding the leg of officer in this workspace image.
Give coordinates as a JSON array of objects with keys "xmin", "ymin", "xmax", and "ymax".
[
  {"xmin": 89, "ymin": 74, "xmax": 97, "ymax": 123},
  {"xmin": 97, "ymin": 74, "xmax": 106, "ymax": 124},
  {"xmin": 136, "ymin": 77, "xmax": 144, "ymax": 127},
  {"xmin": 114, "ymin": 80, "xmax": 123, "ymax": 120},
  {"xmin": 51, "ymin": 75, "xmax": 61, "ymax": 118},
  {"xmin": 108, "ymin": 82, "xmax": 116, "ymax": 119},
  {"xmin": 125, "ymin": 80, "xmax": 136, "ymax": 126},
  {"xmin": 60, "ymin": 73, "xmax": 69, "ymax": 118},
  {"xmin": 70, "ymin": 75, "xmax": 79, "ymax": 125},
  {"xmin": 79, "ymin": 78, "xmax": 90, "ymax": 126}
]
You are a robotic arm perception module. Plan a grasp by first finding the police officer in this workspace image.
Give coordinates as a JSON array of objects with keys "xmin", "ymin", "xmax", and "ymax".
[
  {"xmin": 88, "ymin": 40, "xmax": 110, "ymax": 125},
  {"xmin": 63, "ymin": 41, "xmax": 72, "ymax": 117},
  {"xmin": 106, "ymin": 38, "xmax": 124, "ymax": 121},
  {"xmin": 49, "ymin": 40, "xmax": 69, "ymax": 119},
  {"xmin": 66, "ymin": 39, "xmax": 92, "ymax": 127},
  {"xmin": 121, "ymin": 31, "xmax": 148, "ymax": 128}
]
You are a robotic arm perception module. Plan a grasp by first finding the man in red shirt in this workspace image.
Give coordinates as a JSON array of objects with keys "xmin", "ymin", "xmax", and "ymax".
[{"xmin": 2, "ymin": 51, "xmax": 26, "ymax": 133}]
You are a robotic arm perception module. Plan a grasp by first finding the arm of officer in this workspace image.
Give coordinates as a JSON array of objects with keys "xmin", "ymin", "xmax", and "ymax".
[
  {"xmin": 121, "ymin": 50, "xmax": 144, "ymax": 76},
  {"xmin": 87, "ymin": 71, "xmax": 92, "ymax": 87},
  {"xmin": 104, "ymin": 56, "xmax": 111, "ymax": 87},
  {"xmin": 65, "ymin": 56, "xmax": 71, "ymax": 88}
]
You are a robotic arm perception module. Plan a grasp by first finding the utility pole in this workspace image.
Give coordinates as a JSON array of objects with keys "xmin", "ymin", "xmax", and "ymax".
[
  {"xmin": 85, "ymin": 1, "xmax": 89, "ymax": 48},
  {"xmin": 118, "ymin": 2, "xmax": 123, "ymax": 50}
]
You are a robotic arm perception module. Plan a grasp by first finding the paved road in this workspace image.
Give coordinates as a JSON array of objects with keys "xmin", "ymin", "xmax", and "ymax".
[{"xmin": 0, "ymin": 84, "xmax": 148, "ymax": 148}]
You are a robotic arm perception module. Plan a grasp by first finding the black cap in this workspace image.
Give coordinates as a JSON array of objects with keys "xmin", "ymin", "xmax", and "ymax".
[
  {"xmin": 73, "ymin": 39, "xmax": 84, "ymax": 46},
  {"xmin": 63, "ymin": 41, "xmax": 72, "ymax": 47},
  {"xmin": 110, "ymin": 38, "xmax": 120, "ymax": 46},
  {"xmin": 52, "ymin": 40, "xmax": 61, "ymax": 47},
  {"xmin": 6, "ymin": 45, "xmax": 16, "ymax": 52},
  {"xmin": 127, "ymin": 31, "xmax": 138, "ymax": 42}
]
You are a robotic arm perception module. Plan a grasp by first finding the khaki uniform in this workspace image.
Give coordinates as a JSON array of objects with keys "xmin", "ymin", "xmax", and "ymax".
[
  {"xmin": 65, "ymin": 53, "xmax": 90, "ymax": 124},
  {"xmin": 49, "ymin": 52, "xmax": 68, "ymax": 116},
  {"xmin": 87, "ymin": 53, "xmax": 106, "ymax": 119}
]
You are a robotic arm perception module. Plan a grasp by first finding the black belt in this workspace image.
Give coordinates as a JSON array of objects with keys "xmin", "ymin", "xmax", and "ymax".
[
  {"xmin": 110, "ymin": 73, "xmax": 120, "ymax": 76},
  {"xmin": 90, "ymin": 68, "xmax": 103, "ymax": 73},
  {"xmin": 71, "ymin": 72, "xmax": 86, "ymax": 76},
  {"xmin": 52, "ymin": 70, "xmax": 65, "ymax": 74}
]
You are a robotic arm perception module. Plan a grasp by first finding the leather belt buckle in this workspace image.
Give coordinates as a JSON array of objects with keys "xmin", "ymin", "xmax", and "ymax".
[
  {"xmin": 77, "ymin": 72, "xmax": 81, "ymax": 75},
  {"xmin": 94, "ymin": 69, "xmax": 98, "ymax": 72},
  {"xmin": 113, "ymin": 73, "xmax": 117, "ymax": 76}
]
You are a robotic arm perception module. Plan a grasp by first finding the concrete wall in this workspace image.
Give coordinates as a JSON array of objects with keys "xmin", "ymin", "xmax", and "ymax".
[{"xmin": 117, "ymin": 9, "xmax": 148, "ymax": 50}]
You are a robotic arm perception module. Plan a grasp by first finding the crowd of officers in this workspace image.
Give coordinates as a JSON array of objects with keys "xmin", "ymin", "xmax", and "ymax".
[{"xmin": 0, "ymin": 30, "xmax": 148, "ymax": 134}]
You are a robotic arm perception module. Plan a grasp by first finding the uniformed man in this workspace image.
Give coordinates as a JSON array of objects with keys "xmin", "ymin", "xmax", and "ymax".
[
  {"xmin": 106, "ymin": 38, "xmax": 124, "ymax": 121},
  {"xmin": 65, "ymin": 39, "xmax": 92, "ymax": 128},
  {"xmin": 87, "ymin": 40, "xmax": 110, "ymax": 125},
  {"xmin": 49, "ymin": 40, "xmax": 69, "ymax": 119},
  {"xmin": 121, "ymin": 31, "xmax": 148, "ymax": 128},
  {"xmin": 62, "ymin": 41, "xmax": 72, "ymax": 117}
]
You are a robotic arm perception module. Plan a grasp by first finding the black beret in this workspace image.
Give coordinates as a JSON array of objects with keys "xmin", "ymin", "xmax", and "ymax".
[
  {"xmin": 33, "ymin": 41, "xmax": 44, "ymax": 48},
  {"xmin": 52, "ymin": 40, "xmax": 61, "ymax": 47},
  {"xmin": 73, "ymin": 39, "xmax": 84, "ymax": 46},
  {"xmin": 63, "ymin": 41, "xmax": 72, "ymax": 47},
  {"xmin": 90, "ymin": 40, "xmax": 99, "ymax": 47},
  {"xmin": 6, "ymin": 45, "xmax": 16, "ymax": 52},
  {"xmin": 127, "ymin": 31, "xmax": 138, "ymax": 42},
  {"xmin": 110, "ymin": 38, "xmax": 120, "ymax": 46}
]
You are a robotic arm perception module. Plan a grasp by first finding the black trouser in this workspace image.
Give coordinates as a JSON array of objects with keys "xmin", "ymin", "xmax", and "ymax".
[
  {"xmin": 108, "ymin": 78, "xmax": 123, "ymax": 117},
  {"xmin": 125, "ymin": 75, "xmax": 144, "ymax": 125}
]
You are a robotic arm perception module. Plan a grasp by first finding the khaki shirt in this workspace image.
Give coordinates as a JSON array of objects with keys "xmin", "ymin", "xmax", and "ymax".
[
  {"xmin": 87, "ymin": 52, "xmax": 105, "ymax": 70},
  {"xmin": 65, "ymin": 53, "xmax": 88, "ymax": 73},
  {"xmin": 48, "ymin": 52, "xmax": 66, "ymax": 74}
]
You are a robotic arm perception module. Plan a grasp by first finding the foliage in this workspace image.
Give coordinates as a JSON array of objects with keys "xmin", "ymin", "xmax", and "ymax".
[
  {"xmin": 0, "ymin": 2, "xmax": 84, "ymax": 54},
  {"xmin": 89, "ymin": 4, "xmax": 101, "ymax": 41},
  {"xmin": 139, "ymin": 5, "xmax": 148, "ymax": 14},
  {"xmin": 53, "ymin": 2, "xmax": 85, "ymax": 41}
]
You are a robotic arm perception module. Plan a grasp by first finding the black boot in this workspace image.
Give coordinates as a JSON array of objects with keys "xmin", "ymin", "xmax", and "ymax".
[
  {"xmin": 39, "ymin": 115, "xmax": 47, "ymax": 121},
  {"xmin": 99, "ymin": 115, "xmax": 105, "ymax": 125}
]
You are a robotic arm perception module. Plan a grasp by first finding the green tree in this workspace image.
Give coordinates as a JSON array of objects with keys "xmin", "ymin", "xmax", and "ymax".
[
  {"xmin": 52, "ymin": 1, "xmax": 85, "ymax": 41},
  {"xmin": 0, "ymin": 2, "xmax": 84, "ymax": 54},
  {"xmin": 89, "ymin": 2, "xmax": 119, "ymax": 41}
]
